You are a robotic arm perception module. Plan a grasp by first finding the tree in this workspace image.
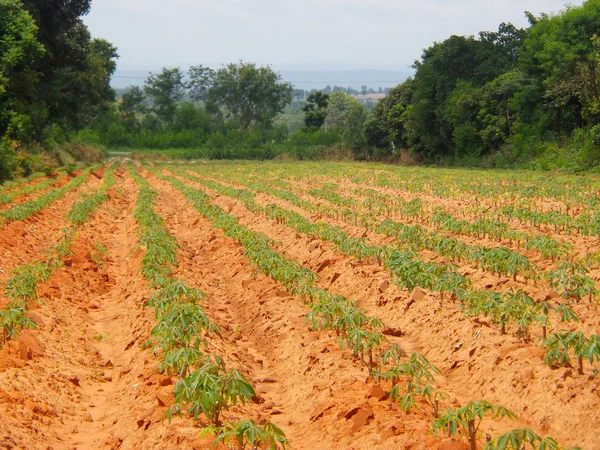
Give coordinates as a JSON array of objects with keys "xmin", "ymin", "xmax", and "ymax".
[
  {"xmin": 20, "ymin": 0, "xmax": 118, "ymax": 138},
  {"xmin": 187, "ymin": 65, "xmax": 215, "ymax": 103},
  {"xmin": 206, "ymin": 61, "xmax": 292, "ymax": 129},
  {"xmin": 521, "ymin": 2, "xmax": 600, "ymax": 143},
  {"xmin": 343, "ymin": 102, "xmax": 368, "ymax": 150},
  {"xmin": 402, "ymin": 22, "xmax": 525, "ymax": 157},
  {"xmin": 119, "ymin": 86, "xmax": 145, "ymax": 127},
  {"xmin": 326, "ymin": 91, "xmax": 357, "ymax": 128},
  {"xmin": 0, "ymin": 0, "xmax": 44, "ymax": 144},
  {"xmin": 364, "ymin": 79, "xmax": 414, "ymax": 151},
  {"xmin": 144, "ymin": 67, "xmax": 185, "ymax": 124},
  {"xmin": 302, "ymin": 91, "xmax": 329, "ymax": 131}
]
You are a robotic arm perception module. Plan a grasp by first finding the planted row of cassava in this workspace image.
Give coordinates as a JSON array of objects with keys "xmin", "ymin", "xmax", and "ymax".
[
  {"xmin": 280, "ymin": 178, "xmax": 577, "ymax": 272},
  {"xmin": 432, "ymin": 399, "xmax": 580, "ymax": 450},
  {"xmin": 201, "ymin": 160, "xmax": 594, "ymax": 238},
  {"xmin": 330, "ymin": 162, "xmax": 597, "ymax": 215},
  {"xmin": 173, "ymin": 169, "xmax": 581, "ymax": 321},
  {"xmin": 430, "ymin": 212, "xmax": 572, "ymax": 261},
  {"xmin": 193, "ymin": 165, "xmax": 574, "ymax": 269},
  {"xmin": 0, "ymin": 171, "xmax": 69, "ymax": 207},
  {"xmin": 543, "ymin": 330, "xmax": 600, "ymax": 375},
  {"xmin": 0, "ymin": 164, "xmax": 102, "ymax": 225},
  {"xmin": 160, "ymin": 166, "xmax": 563, "ymax": 447},
  {"xmin": 174, "ymin": 167, "xmax": 596, "ymax": 373},
  {"xmin": 209, "ymin": 167, "xmax": 598, "ymax": 303},
  {"xmin": 168, "ymin": 167, "xmax": 468, "ymax": 296},
  {"xmin": 150, "ymin": 167, "xmax": 453, "ymax": 422},
  {"xmin": 210, "ymin": 163, "xmax": 590, "ymax": 264},
  {"xmin": 289, "ymin": 178, "xmax": 577, "ymax": 264},
  {"xmin": 0, "ymin": 164, "xmax": 116, "ymax": 346},
  {"xmin": 128, "ymin": 165, "xmax": 288, "ymax": 450},
  {"xmin": 343, "ymin": 184, "xmax": 586, "ymax": 262},
  {"xmin": 166, "ymin": 164, "xmax": 580, "ymax": 450},
  {"xmin": 0, "ymin": 171, "xmax": 47, "ymax": 194}
]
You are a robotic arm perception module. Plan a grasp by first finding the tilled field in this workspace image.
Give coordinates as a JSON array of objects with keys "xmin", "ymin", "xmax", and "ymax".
[{"xmin": 0, "ymin": 160, "xmax": 598, "ymax": 449}]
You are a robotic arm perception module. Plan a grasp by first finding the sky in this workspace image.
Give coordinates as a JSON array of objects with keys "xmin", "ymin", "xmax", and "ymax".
[{"xmin": 83, "ymin": 0, "xmax": 581, "ymax": 72}]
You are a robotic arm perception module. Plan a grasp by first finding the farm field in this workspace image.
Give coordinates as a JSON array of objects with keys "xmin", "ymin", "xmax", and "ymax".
[{"xmin": 0, "ymin": 160, "xmax": 598, "ymax": 450}]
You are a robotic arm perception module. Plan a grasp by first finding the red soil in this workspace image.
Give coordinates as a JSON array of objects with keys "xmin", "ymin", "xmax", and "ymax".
[{"xmin": 0, "ymin": 164, "xmax": 596, "ymax": 449}]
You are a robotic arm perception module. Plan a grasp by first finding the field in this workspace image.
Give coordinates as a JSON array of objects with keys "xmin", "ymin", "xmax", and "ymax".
[{"xmin": 0, "ymin": 160, "xmax": 598, "ymax": 450}]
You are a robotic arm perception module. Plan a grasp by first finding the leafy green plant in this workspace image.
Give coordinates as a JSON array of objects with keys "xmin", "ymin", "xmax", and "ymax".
[
  {"xmin": 544, "ymin": 331, "xmax": 600, "ymax": 375},
  {"xmin": 129, "ymin": 165, "xmax": 288, "ymax": 445},
  {"xmin": 373, "ymin": 351, "xmax": 444, "ymax": 415},
  {"xmin": 168, "ymin": 362, "xmax": 255, "ymax": 426},
  {"xmin": 0, "ymin": 305, "xmax": 37, "ymax": 345},
  {"xmin": 203, "ymin": 420, "xmax": 289, "ymax": 450},
  {"xmin": 484, "ymin": 428, "xmax": 581, "ymax": 450},
  {"xmin": 432, "ymin": 400, "xmax": 516, "ymax": 450}
]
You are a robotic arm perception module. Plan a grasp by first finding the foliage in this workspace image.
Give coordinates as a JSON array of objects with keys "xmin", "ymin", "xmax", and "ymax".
[
  {"xmin": 128, "ymin": 165, "xmax": 288, "ymax": 444},
  {"xmin": 0, "ymin": 0, "xmax": 44, "ymax": 143},
  {"xmin": 302, "ymin": 91, "xmax": 329, "ymax": 131},
  {"xmin": 204, "ymin": 61, "xmax": 293, "ymax": 129},
  {"xmin": 484, "ymin": 428, "xmax": 581, "ymax": 450},
  {"xmin": 432, "ymin": 400, "xmax": 516, "ymax": 450},
  {"xmin": 144, "ymin": 68, "xmax": 185, "ymax": 124},
  {"xmin": 0, "ymin": 163, "xmax": 113, "ymax": 345},
  {"xmin": 204, "ymin": 420, "xmax": 289, "ymax": 450}
]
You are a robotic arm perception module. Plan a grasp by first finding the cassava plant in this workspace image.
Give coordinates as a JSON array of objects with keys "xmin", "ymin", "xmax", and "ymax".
[{"xmin": 432, "ymin": 400, "xmax": 516, "ymax": 450}]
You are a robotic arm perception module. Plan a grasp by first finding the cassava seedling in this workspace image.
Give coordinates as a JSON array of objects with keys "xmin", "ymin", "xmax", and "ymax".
[
  {"xmin": 203, "ymin": 420, "xmax": 289, "ymax": 450},
  {"xmin": 168, "ymin": 362, "xmax": 255, "ymax": 427},
  {"xmin": 432, "ymin": 400, "xmax": 516, "ymax": 450},
  {"xmin": 483, "ymin": 427, "xmax": 582, "ymax": 450}
]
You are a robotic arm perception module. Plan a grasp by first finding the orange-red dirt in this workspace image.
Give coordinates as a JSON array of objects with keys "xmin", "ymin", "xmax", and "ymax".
[{"xmin": 0, "ymin": 164, "xmax": 597, "ymax": 449}]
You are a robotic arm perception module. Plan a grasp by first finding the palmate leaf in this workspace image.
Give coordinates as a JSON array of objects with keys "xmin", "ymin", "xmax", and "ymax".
[
  {"xmin": 432, "ymin": 408, "xmax": 459, "ymax": 436},
  {"xmin": 583, "ymin": 335, "xmax": 600, "ymax": 364},
  {"xmin": 434, "ymin": 401, "xmax": 516, "ymax": 439},
  {"xmin": 210, "ymin": 419, "xmax": 289, "ymax": 450},
  {"xmin": 483, "ymin": 428, "xmax": 580, "ymax": 450}
]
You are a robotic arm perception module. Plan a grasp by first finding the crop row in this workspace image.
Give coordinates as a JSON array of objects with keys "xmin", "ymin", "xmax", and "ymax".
[
  {"xmin": 319, "ymin": 176, "xmax": 600, "ymax": 237},
  {"xmin": 180, "ymin": 166, "xmax": 595, "ymax": 305},
  {"xmin": 0, "ymin": 164, "xmax": 102, "ymax": 225},
  {"xmin": 0, "ymin": 164, "xmax": 116, "ymax": 346},
  {"xmin": 150, "ymin": 168, "xmax": 453, "ymax": 416},
  {"xmin": 127, "ymin": 165, "xmax": 288, "ymax": 449},
  {"xmin": 206, "ymin": 161, "xmax": 600, "ymax": 241},
  {"xmin": 272, "ymin": 177, "xmax": 581, "ymax": 262},
  {"xmin": 0, "ymin": 171, "xmax": 47, "ymax": 195},
  {"xmin": 151, "ymin": 166, "xmax": 577, "ymax": 449},
  {"xmin": 0, "ymin": 171, "xmax": 69, "ymax": 208},
  {"xmin": 271, "ymin": 161, "xmax": 600, "ymax": 211},
  {"xmin": 170, "ymin": 167, "xmax": 599, "ymax": 376},
  {"xmin": 193, "ymin": 164, "xmax": 579, "ymax": 265},
  {"xmin": 206, "ymin": 166, "xmax": 600, "ymax": 296}
]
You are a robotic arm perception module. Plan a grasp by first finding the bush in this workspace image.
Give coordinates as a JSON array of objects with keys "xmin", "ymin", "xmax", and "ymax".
[{"xmin": 0, "ymin": 141, "xmax": 19, "ymax": 182}]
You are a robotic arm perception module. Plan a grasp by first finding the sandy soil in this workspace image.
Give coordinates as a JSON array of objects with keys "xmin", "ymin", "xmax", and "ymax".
[{"xmin": 0, "ymin": 163, "xmax": 597, "ymax": 449}]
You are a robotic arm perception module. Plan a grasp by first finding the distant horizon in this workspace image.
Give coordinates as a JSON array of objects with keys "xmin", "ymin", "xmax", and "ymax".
[{"xmin": 110, "ymin": 67, "xmax": 414, "ymax": 90}]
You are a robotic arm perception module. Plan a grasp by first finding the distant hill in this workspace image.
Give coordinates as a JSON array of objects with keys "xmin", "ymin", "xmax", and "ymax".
[{"xmin": 110, "ymin": 69, "xmax": 412, "ymax": 91}]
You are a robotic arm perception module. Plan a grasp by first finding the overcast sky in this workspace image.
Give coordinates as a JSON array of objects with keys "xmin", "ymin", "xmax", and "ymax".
[{"xmin": 84, "ymin": 0, "xmax": 580, "ymax": 71}]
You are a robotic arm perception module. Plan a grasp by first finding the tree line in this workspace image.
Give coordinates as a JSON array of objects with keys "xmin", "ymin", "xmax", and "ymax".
[
  {"xmin": 2, "ymin": 0, "xmax": 600, "ymax": 178},
  {"xmin": 88, "ymin": 0, "xmax": 600, "ymax": 169},
  {"xmin": 365, "ymin": 1, "xmax": 600, "ymax": 168}
]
